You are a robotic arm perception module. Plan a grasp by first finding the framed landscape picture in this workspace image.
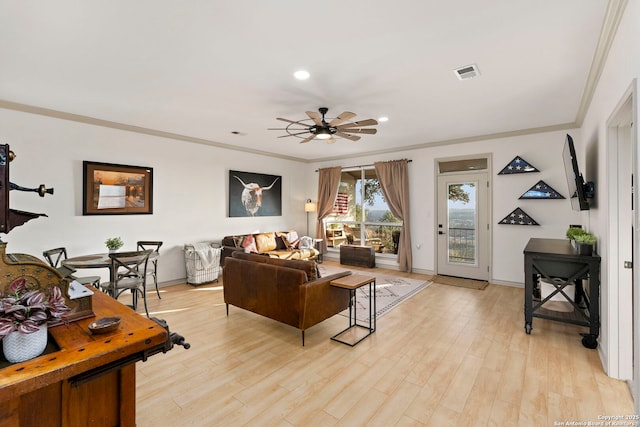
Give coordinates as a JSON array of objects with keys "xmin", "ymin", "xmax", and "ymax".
[
  {"xmin": 83, "ymin": 161, "xmax": 153, "ymax": 215},
  {"xmin": 228, "ymin": 170, "xmax": 281, "ymax": 217}
]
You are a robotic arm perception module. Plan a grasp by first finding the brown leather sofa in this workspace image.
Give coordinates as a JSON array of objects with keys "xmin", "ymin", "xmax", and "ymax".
[{"xmin": 223, "ymin": 251, "xmax": 351, "ymax": 345}]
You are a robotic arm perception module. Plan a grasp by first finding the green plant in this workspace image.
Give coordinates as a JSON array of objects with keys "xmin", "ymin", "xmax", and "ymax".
[
  {"xmin": 573, "ymin": 232, "xmax": 597, "ymax": 245},
  {"xmin": 105, "ymin": 237, "xmax": 124, "ymax": 250},
  {"xmin": 566, "ymin": 227, "xmax": 586, "ymax": 240},
  {"xmin": 0, "ymin": 277, "xmax": 70, "ymax": 337}
]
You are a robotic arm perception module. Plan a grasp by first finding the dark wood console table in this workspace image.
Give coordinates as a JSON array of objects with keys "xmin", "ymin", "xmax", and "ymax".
[{"xmin": 523, "ymin": 238, "xmax": 601, "ymax": 348}]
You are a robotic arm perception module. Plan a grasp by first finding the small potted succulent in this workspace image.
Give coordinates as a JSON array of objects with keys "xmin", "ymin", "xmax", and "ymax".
[
  {"xmin": 0, "ymin": 277, "xmax": 70, "ymax": 363},
  {"xmin": 573, "ymin": 232, "xmax": 597, "ymax": 256},
  {"xmin": 565, "ymin": 227, "xmax": 586, "ymax": 241},
  {"xmin": 105, "ymin": 237, "xmax": 124, "ymax": 253}
]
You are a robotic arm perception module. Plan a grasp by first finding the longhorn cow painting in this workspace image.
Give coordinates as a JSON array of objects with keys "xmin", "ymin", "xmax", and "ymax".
[{"xmin": 228, "ymin": 170, "xmax": 282, "ymax": 217}]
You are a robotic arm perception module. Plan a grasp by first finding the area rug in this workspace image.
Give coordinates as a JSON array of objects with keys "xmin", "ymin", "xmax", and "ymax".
[
  {"xmin": 318, "ymin": 264, "xmax": 432, "ymax": 322},
  {"xmin": 432, "ymin": 275, "xmax": 489, "ymax": 290}
]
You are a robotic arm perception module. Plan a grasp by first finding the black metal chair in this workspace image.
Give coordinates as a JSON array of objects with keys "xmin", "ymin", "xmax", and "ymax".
[
  {"xmin": 137, "ymin": 241, "xmax": 163, "ymax": 299},
  {"xmin": 100, "ymin": 249, "xmax": 153, "ymax": 317},
  {"xmin": 42, "ymin": 247, "xmax": 102, "ymax": 288}
]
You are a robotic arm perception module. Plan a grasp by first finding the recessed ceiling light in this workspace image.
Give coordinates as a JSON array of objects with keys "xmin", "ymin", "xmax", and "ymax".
[
  {"xmin": 294, "ymin": 70, "xmax": 310, "ymax": 80},
  {"xmin": 378, "ymin": 116, "xmax": 389, "ymax": 122}
]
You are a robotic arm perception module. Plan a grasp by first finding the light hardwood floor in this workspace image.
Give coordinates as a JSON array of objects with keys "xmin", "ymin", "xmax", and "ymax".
[{"xmin": 131, "ymin": 261, "xmax": 633, "ymax": 426}]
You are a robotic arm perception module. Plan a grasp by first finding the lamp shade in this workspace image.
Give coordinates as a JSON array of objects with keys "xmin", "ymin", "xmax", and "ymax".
[{"xmin": 304, "ymin": 199, "xmax": 317, "ymax": 212}]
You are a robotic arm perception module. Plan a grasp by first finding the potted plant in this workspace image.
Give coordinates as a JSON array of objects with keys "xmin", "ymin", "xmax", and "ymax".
[
  {"xmin": 573, "ymin": 232, "xmax": 597, "ymax": 256},
  {"xmin": 0, "ymin": 277, "xmax": 70, "ymax": 363},
  {"xmin": 566, "ymin": 227, "xmax": 586, "ymax": 240},
  {"xmin": 105, "ymin": 237, "xmax": 124, "ymax": 253}
]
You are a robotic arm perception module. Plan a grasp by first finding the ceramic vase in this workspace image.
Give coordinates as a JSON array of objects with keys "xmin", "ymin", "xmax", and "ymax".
[{"xmin": 2, "ymin": 323, "xmax": 48, "ymax": 363}]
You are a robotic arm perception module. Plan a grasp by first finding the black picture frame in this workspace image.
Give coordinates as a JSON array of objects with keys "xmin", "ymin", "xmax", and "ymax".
[
  {"xmin": 83, "ymin": 161, "xmax": 153, "ymax": 215},
  {"xmin": 228, "ymin": 170, "xmax": 282, "ymax": 217}
]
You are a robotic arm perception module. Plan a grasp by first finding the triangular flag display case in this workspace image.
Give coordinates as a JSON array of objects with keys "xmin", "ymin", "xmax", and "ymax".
[
  {"xmin": 498, "ymin": 156, "xmax": 539, "ymax": 175},
  {"xmin": 519, "ymin": 180, "xmax": 565, "ymax": 199},
  {"xmin": 499, "ymin": 207, "xmax": 539, "ymax": 225}
]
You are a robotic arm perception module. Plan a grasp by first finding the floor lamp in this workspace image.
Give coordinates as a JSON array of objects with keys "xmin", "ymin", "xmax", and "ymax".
[{"xmin": 304, "ymin": 199, "xmax": 317, "ymax": 236}]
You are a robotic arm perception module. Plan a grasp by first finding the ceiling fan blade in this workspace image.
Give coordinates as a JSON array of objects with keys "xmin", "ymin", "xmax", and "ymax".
[
  {"xmin": 277, "ymin": 117, "xmax": 310, "ymax": 127},
  {"xmin": 329, "ymin": 111, "xmax": 356, "ymax": 126},
  {"xmin": 306, "ymin": 111, "xmax": 323, "ymax": 126},
  {"xmin": 336, "ymin": 118, "xmax": 378, "ymax": 128},
  {"xmin": 336, "ymin": 128, "xmax": 377, "ymax": 134},
  {"xmin": 268, "ymin": 127, "xmax": 307, "ymax": 130},
  {"xmin": 277, "ymin": 131, "xmax": 310, "ymax": 138},
  {"xmin": 335, "ymin": 131, "xmax": 361, "ymax": 141},
  {"xmin": 300, "ymin": 135, "xmax": 316, "ymax": 144}
]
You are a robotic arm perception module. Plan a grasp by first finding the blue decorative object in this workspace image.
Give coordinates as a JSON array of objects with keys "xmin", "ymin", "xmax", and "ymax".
[
  {"xmin": 519, "ymin": 180, "xmax": 565, "ymax": 199},
  {"xmin": 499, "ymin": 207, "xmax": 539, "ymax": 225},
  {"xmin": 498, "ymin": 156, "xmax": 539, "ymax": 175}
]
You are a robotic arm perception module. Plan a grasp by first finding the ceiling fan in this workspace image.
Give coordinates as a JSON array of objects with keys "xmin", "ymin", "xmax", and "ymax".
[{"xmin": 269, "ymin": 107, "xmax": 378, "ymax": 143}]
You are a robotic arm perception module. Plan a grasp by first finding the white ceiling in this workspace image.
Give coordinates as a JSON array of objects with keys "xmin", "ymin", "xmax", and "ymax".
[{"xmin": 0, "ymin": 1, "xmax": 614, "ymax": 162}]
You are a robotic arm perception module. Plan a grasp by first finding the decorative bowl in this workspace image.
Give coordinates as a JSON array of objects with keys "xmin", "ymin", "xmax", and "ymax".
[{"xmin": 88, "ymin": 316, "xmax": 121, "ymax": 334}]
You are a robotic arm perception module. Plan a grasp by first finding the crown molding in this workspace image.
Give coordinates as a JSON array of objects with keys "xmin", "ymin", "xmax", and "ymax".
[
  {"xmin": 575, "ymin": 0, "xmax": 629, "ymax": 126},
  {"xmin": 305, "ymin": 122, "xmax": 577, "ymax": 164},
  {"xmin": 0, "ymin": 99, "xmax": 307, "ymax": 163}
]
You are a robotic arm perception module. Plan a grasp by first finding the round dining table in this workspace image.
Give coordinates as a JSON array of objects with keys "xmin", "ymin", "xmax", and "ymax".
[
  {"xmin": 62, "ymin": 252, "xmax": 158, "ymax": 297},
  {"xmin": 62, "ymin": 252, "xmax": 158, "ymax": 269}
]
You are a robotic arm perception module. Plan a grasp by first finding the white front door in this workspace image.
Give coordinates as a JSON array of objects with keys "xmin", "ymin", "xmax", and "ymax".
[{"xmin": 437, "ymin": 170, "xmax": 490, "ymax": 281}]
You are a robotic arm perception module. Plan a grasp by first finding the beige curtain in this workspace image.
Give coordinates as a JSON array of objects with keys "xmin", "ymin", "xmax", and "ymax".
[
  {"xmin": 374, "ymin": 159, "xmax": 412, "ymax": 272},
  {"xmin": 315, "ymin": 166, "xmax": 342, "ymax": 254}
]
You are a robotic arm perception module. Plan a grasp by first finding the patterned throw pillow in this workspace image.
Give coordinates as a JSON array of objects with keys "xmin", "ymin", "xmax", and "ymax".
[
  {"xmin": 285, "ymin": 231, "xmax": 300, "ymax": 249},
  {"xmin": 241, "ymin": 234, "xmax": 258, "ymax": 253}
]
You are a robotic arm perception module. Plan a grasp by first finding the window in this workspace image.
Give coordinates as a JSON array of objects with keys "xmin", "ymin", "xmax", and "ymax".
[{"xmin": 324, "ymin": 168, "xmax": 403, "ymax": 254}]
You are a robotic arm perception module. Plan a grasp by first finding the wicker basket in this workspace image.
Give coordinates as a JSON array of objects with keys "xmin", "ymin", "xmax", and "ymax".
[{"xmin": 184, "ymin": 242, "xmax": 221, "ymax": 285}]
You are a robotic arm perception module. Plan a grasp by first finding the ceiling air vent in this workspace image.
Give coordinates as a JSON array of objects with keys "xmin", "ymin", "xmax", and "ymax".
[{"xmin": 454, "ymin": 64, "xmax": 480, "ymax": 80}]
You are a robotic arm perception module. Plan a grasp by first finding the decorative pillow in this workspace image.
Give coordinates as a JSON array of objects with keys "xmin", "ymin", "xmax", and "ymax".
[
  {"xmin": 255, "ymin": 232, "xmax": 277, "ymax": 253},
  {"xmin": 285, "ymin": 231, "xmax": 300, "ymax": 249},
  {"xmin": 298, "ymin": 236, "xmax": 313, "ymax": 249},
  {"xmin": 241, "ymin": 234, "xmax": 258, "ymax": 253},
  {"xmin": 275, "ymin": 234, "xmax": 292, "ymax": 250}
]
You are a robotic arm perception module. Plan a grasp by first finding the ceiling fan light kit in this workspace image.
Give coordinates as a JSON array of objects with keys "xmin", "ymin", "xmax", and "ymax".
[{"xmin": 270, "ymin": 107, "xmax": 379, "ymax": 144}]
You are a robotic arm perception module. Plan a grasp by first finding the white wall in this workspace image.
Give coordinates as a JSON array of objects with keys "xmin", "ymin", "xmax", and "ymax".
[
  {"xmin": 0, "ymin": 108, "xmax": 308, "ymax": 285},
  {"xmin": 311, "ymin": 129, "xmax": 585, "ymax": 283},
  {"xmin": 579, "ymin": 0, "xmax": 640, "ymax": 378}
]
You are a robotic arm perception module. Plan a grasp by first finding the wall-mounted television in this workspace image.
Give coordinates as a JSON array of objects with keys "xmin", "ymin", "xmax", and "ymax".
[{"xmin": 563, "ymin": 134, "xmax": 594, "ymax": 211}]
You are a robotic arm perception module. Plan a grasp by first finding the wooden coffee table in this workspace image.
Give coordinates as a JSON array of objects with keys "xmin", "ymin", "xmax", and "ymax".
[{"xmin": 330, "ymin": 274, "xmax": 376, "ymax": 346}]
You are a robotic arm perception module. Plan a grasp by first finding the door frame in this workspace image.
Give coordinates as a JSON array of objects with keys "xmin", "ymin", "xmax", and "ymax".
[
  {"xmin": 606, "ymin": 79, "xmax": 638, "ymax": 399},
  {"xmin": 435, "ymin": 154, "xmax": 492, "ymax": 281}
]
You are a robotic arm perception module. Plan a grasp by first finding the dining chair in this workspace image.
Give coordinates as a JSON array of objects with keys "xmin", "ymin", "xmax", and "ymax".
[
  {"xmin": 136, "ymin": 241, "xmax": 163, "ymax": 299},
  {"xmin": 42, "ymin": 247, "xmax": 101, "ymax": 289},
  {"xmin": 100, "ymin": 249, "xmax": 153, "ymax": 317}
]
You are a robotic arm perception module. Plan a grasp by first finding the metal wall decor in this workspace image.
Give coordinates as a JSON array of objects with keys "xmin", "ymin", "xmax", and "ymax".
[
  {"xmin": 499, "ymin": 207, "xmax": 539, "ymax": 225},
  {"xmin": 498, "ymin": 156, "xmax": 539, "ymax": 175},
  {"xmin": 519, "ymin": 180, "xmax": 565, "ymax": 199}
]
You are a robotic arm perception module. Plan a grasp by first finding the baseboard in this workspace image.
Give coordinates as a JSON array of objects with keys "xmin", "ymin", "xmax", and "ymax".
[{"xmin": 490, "ymin": 279, "xmax": 523, "ymax": 288}]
